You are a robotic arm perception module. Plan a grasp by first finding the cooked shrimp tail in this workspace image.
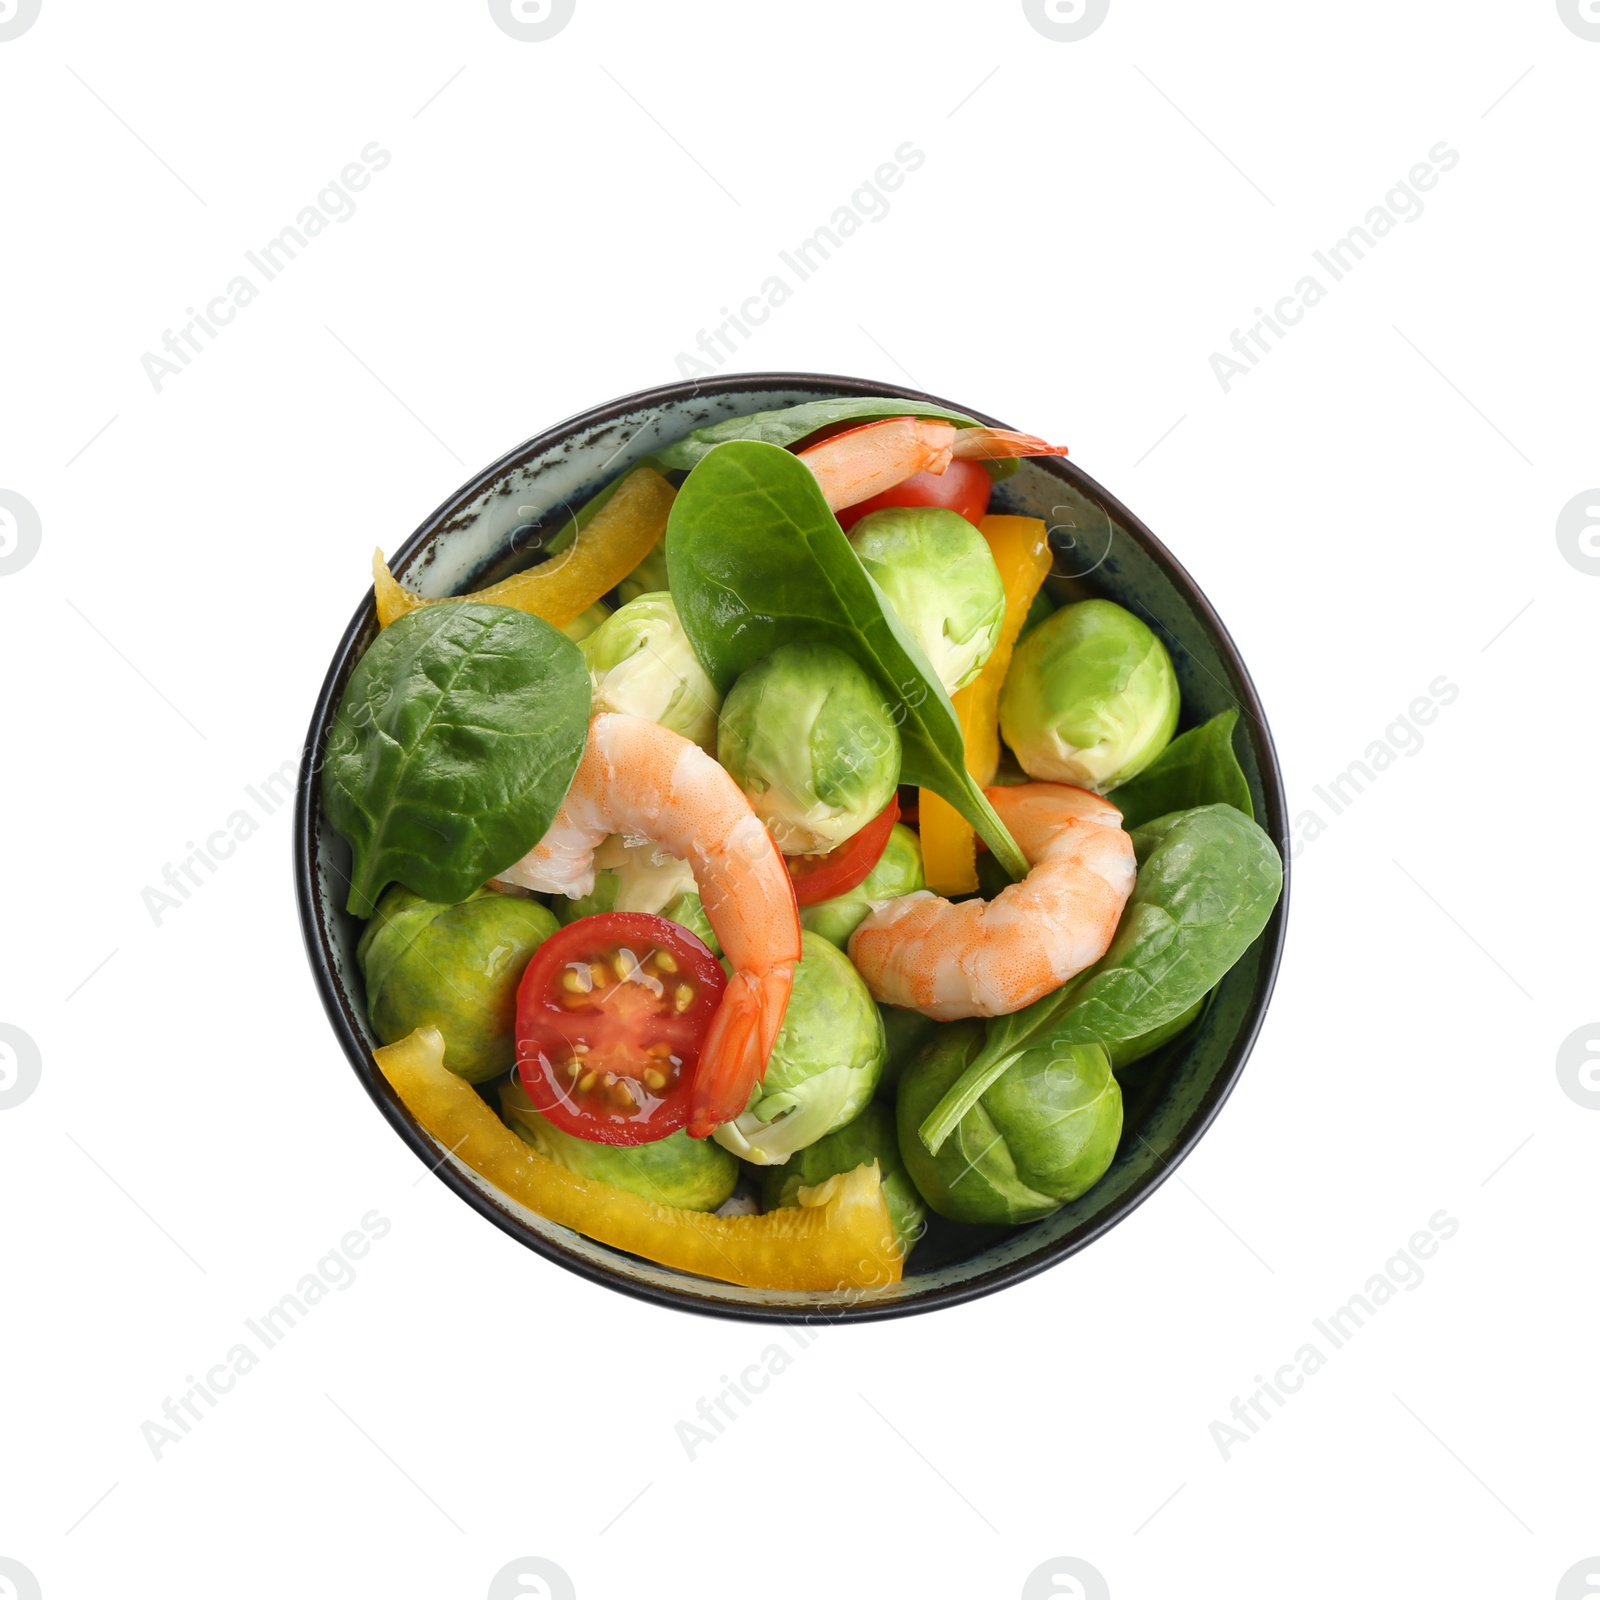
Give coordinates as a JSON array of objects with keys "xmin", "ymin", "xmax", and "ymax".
[
  {"xmin": 687, "ymin": 964, "xmax": 795, "ymax": 1138},
  {"xmin": 797, "ymin": 417, "xmax": 1068, "ymax": 514}
]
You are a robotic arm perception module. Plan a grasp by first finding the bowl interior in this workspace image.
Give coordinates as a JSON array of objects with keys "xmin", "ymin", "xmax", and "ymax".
[{"xmin": 296, "ymin": 374, "xmax": 1287, "ymax": 1322}]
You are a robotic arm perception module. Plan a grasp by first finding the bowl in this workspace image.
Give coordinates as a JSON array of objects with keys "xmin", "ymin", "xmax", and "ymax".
[{"xmin": 294, "ymin": 373, "xmax": 1289, "ymax": 1323}]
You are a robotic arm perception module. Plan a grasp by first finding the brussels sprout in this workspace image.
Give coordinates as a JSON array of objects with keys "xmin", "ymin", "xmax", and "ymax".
[
  {"xmin": 553, "ymin": 834, "xmax": 697, "ymax": 922},
  {"xmin": 560, "ymin": 601, "xmax": 612, "ymax": 643},
  {"xmin": 581, "ymin": 591, "xmax": 721, "ymax": 749},
  {"xmin": 717, "ymin": 642, "xmax": 901, "ymax": 855},
  {"xmin": 617, "ymin": 538, "xmax": 670, "ymax": 605},
  {"xmin": 659, "ymin": 890, "xmax": 721, "ymax": 957},
  {"xmin": 848, "ymin": 507, "xmax": 1006, "ymax": 693},
  {"xmin": 896, "ymin": 1021, "xmax": 1122, "ymax": 1224},
  {"xmin": 500, "ymin": 1079, "xmax": 737, "ymax": 1211},
  {"xmin": 1107, "ymin": 991, "xmax": 1208, "ymax": 1071},
  {"xmin": 552, "ymin": 836, "xmax": 722, "ymax": 955},
  {"xmin": 762, "ymin": 1103, "xmax": 925, "ymax": 1257},
  {"xmin": 876, "ymin": 1003, "xmax": 940, "ymax": 1102},
  {"xmin": 799, "ymin": 823, "xmax": 925, "ymax": 948},
  {"xmin": 357, "ymin": 885, "xmax": 559, "ymax": 1083},
  {"xmin": 713, "ymin": 932, "xmax": 886, "ymax": 1165},
  {"xmin": 999, "ymin": 599, "xmax": 1179, "ymax": 791}
]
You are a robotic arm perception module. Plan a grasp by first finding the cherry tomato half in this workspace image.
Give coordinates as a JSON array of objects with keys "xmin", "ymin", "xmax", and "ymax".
[
  {"xmin": 515, "ymin": 913, "xmax": 727, "ymax": 1146},
  {"xmin": 834, "ymin": 457, "xmax": 993, "ymax": 532},
  {"xmin": 786, "ymin": 797, "xmax": 901, "ymax": 907}
]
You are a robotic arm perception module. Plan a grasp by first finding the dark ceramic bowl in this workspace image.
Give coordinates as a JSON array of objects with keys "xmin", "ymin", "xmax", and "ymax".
[{"xmin": 294, "ymin": 373, "xmax": 1288, "ymax": 1323}]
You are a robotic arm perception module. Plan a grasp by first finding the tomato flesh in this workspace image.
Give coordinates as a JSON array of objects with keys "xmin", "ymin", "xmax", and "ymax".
[
  {"xmin": 835, "ymin": 457, "xmax": 993, "ymax": 532},
  {"xmin": 787, "ymin": 797, "xmax": 900, "ymax": 907},
  {"xmin": 515, "ymin": 913, "xmax": 726, "ymax": 1146}
]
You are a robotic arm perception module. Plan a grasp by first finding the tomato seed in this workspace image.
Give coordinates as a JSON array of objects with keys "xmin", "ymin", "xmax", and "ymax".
[
  {"xmin": 577, "ymin": 1070, "xmax": 597, "ymax": 1093},
  {"xmin": 654, "ymin": 950, "xmax": 678, "ymax": 973},
  {"xmin": 673, "ymin": 983, "xmax": 695, "ymax": 1013},
  {"xmin": 643, "ymin": 1068, "xmax": 667, "ymax": 1091}
]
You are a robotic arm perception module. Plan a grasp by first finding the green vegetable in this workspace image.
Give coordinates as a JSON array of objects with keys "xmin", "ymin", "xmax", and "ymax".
[
  {"xmin": 667, "ymin": 441, "xmax": 1029, "ymax": 880},
  {"xmin": 1107, "ymin": 710, "xmax": 1253, "ymax": 831},
  {"xmin": 1020, "ymin": 586, "xmax": 1055, "ymax": 637},
  {"xmin": 1107, "ymin": 991, "xmax": 1208, "ymax": 1071},
  {"xmin": 897, "ymin": 1023, "xmax": 1122, "ymax": 1225},
  {"xmin": 763, "ymin": 1103, "xmax": 926, "ymax": 1257},
  {"xmin": 918, "ymin": 804, "xmax": 1282, "ymax": 1153},
  {"xmin": 801, "ymin": 823, "xmax": 925, "ymax": 948},
  {"xmin": 712, "ymin": 931, "xmax": 886, "ymax": 1165},
  {"xmin": 999, "ymin": 598, "xmax": 1179, "ymax": 792},
  {"xmin": 617, "ymin": 539, "xmax": 671, "ymax": 604},
  {"xmin": 553, "ymin": 834, "xmax": 695, "ymax": 920},
  {"xmin": 653, "ymin": 396, "xmax": 996, "ymax": 474},
  {"xmin": 500, "ymin": 1079, "xmax": 737, "ymax": 1211},
  {"xmin": 877, "ymin": 1003, "xmax": 940, "ymax": 1101},
  {"xmin": 717, "ymin": 642, "xmax": 901, "ymax": 854},
  {"xmin": 847, "ymin": 507, "xmax": 1006, "ymax": 694},
  {"xmin": 659, "ymin": 891, "xmax": 721, "ymax": 957},
  {"xmin": 552, "ymin": 836, "xmax": 721, "ymax": 954},
  {"xmin": 560, "ymin": 601, "xmax": 612, "ymax": 643},
  {"xmin": 357, "ymin": 885, "xmax": 559, "ymax": 1083},
  {"xmin": 323, "ymin": 603, "xmax": 590, "ymax": 917},
  {"xmin": 581, "ymin": 591, "xmax": 722, "ymax": 749}
]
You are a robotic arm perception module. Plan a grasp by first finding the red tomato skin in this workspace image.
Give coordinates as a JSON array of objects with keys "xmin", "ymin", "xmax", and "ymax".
[
  {"xmin": 788, "ymin": 798, "xmax": 900, "ymax": 908},
  {"xmin": 515, "ymin": 912, "xmax": 726, "ymax": 1147},
  {"xmin": 834, "ymin": 458, "xmax": 993, "ymax": 532}
]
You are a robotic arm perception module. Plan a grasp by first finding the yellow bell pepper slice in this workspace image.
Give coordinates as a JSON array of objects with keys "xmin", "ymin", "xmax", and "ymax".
[
  {"xmin": 374, "ymin": 1027, "xmax": 903, "ymax": 1293},
  {"xmin": 373, "ymin": 466, "xmax": 676, "ymax": 630},
  {"xmin": 919, "ymin": 515, "xmax": 1053, "ymax": 895}
]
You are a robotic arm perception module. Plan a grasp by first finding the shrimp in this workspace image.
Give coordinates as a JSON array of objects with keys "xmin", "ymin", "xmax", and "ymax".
[
  {"xmin": 846, "ymin": 783, "xmax": 1135, "ymax": 1021},
  {"xmin": 496, "ymin": 713, "xmax": 801, "ymax": 1138},
  {"xmin": 797, "ymin": 416, "xmax": 1069, "ymax": 514}
]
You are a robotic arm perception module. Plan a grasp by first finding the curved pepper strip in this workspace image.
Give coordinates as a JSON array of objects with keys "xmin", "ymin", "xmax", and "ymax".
[
  {"xmin": 919, "ymin": 515, "xmax": 1053, "ymax": 895},
  {"xmin": 373, "ymin": 466, "xmax": 676, "ymax": 630},
  {"xmin": 374, "ymin": 1027, "xmax": 903, "ymax": 1293}
]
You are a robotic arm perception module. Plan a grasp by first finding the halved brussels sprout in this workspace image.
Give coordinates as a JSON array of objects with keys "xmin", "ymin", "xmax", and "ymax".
[
  {"xmin": 553, "ymin": 836, "xmax": 722, "ymax": 955},
  {"xmin": 712, "ymin": 931, "xmax": 886, "ymax": 1165},
  {"xmin": 999, "ymin": 598, "xmax": 1179, "ymax": 791},
  {"xmin": 581, "ymin": 591, "xmax": 721, "ymax": 749},
  {"xmin": 848, "ymin": 506, "xmax": 1006, "ymax": 693},
  {"xmin": 896, "ymin": 1021, "xmax": 1122, "ymax": 1224},
  {"xmin": 762, "ymin": 1102, "xmax": 925, "ymax": 1258},
  {"xmin": 357, "ymin": 885, "xmax": 559, "ymax": 1083},
  {"xmin": 717, "ymin": 642, "xmax": 901, "ymax": 855},
  {"xmin": 799, "ymin": 823, "xmax": 925, "ymax": 949},
  {"xmin": 500, "ymin": 1079, "xmax": 737, "ymax": 1211}
]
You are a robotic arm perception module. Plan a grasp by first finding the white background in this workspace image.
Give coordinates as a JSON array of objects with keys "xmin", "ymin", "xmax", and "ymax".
[{"xmin": 3, "ymin": 3, "xmax": 1597, "ymax": 1597}]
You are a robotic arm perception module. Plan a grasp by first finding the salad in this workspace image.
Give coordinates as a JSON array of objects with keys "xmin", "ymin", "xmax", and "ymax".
[{"xmin": 323, "ymin": 396, "xmax": 1283, "ymax": 1295}]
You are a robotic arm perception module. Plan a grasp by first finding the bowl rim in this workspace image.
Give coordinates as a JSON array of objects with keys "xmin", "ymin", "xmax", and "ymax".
[{"xmin": 293, "ymin": 370, "xmax": 1290, "ymax": 1324}]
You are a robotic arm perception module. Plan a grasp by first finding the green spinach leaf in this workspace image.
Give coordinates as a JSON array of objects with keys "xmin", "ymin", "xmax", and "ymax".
[
  {"xmin": 653, "ymin": 396, "xmax": 1008, "ymax": 474},
  {"xmin": 918, "ymin": 803, "xmax": 1281, "ymax": 1151},
  {"xmin": 324, "ymin": 602, "xmax": 590, "ymax": 917},
  {"xmin": 666, "ymin": 441, "xmax": 1029, "ymax": 879},
  {"xmin": 1108, "ymin": 710, "xmax": 1253, "ymax": 831}
]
